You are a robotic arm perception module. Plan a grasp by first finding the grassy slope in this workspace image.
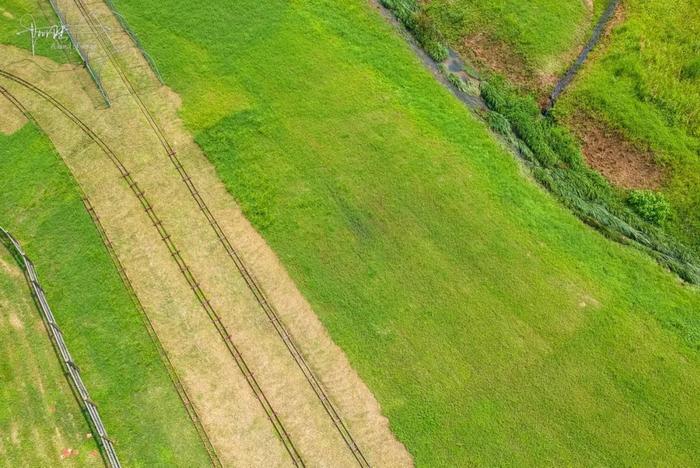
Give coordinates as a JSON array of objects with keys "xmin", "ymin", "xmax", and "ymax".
[
  {"xmin": 0, "ymin": 124, "xmax": 210, "ymax": 466},
  {"xmin": 116, "ymin": 0, "xmax": 700, "ymax": 465},
  {"xmin": 0, "ymin": 247, "xmax": 100, "ymax": 466},
  {"xmin": 0, "ymin": 0, "xmax": 76, "ymax": 63},
  {"xmin": 557, "ymin": 0, "xmax": 700, "ymax": 254},
  {"xmin": 422, "ymin": 0, "xmax": 605, "ymax": 76}
]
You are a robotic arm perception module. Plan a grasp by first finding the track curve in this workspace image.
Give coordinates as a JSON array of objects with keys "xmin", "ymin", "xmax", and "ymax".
[
  {"xmin": 68, "ymin": 1, "xmax": 370, "ymax": 464},
  {"xmin": 0, "ymin": 68, "xmax": 304, "ymax": 467}
]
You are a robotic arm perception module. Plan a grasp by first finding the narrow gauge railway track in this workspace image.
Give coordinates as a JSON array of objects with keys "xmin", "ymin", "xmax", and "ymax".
[
  {"xmin": 82, "ymin": 198, "xmax": 223, "ymax": 468},
  {"xmin": 2, "ymin": 84, "xmax": 226, "ymax": 466},
  {"xmin": 0, "ymin": 69, "xmax": 305, "ymax": 467},
  {"xmin": 70, "ymin": 1, "xmax": 370, "ymax": 464},
  {"xmin": 0, "ymin": 84, "xmax": 220, "ymax": 467}
]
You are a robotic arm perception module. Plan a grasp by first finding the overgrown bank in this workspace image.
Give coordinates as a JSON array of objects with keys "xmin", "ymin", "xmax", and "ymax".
[{"xmin": 380, "ymin": 0, "xmax": 700, "ymax": 284}]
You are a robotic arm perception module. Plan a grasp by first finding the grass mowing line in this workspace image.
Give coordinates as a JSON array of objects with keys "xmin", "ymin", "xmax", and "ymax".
[
  {"xmin": 81, "ymin": 198, "xmax": 222, "ymax": 468},
  {"xmin": 70, "ymin": 1, "xmax": 371, "ymax": 463},
  {"xmin": 0, "ymin": 224, "xmax": 120, "ymax": 468},
  {"xmin": 0, "ymin": 68, "xmax": 305, "ymax": 467}
]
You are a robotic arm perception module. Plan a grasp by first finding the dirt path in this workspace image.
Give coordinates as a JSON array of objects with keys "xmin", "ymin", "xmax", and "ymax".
[{"xmin": 0, "ymin": 0, "xmax": 411, "ymax": 465}]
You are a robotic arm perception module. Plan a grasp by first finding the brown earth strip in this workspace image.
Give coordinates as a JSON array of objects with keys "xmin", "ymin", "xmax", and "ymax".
[{"xmin": 568, "ymin": 115, "xmax": 665, "ymax": 189}]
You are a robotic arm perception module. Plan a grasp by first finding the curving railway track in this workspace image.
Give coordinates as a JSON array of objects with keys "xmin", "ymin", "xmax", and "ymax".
[
  {"xmin": 68, "ymin": 0, "xmax": 370, "ymax": 465},
  {"xmin": 0, "ymin": 84, "xmax": 221, "ymax": 467},
  {"xmin": 0, "ymin": 69, "xmax": 304, "ymax": 466}
]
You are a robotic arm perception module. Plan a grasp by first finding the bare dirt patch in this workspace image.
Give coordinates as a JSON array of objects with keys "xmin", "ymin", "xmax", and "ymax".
[
  {"xmin": 8, "ymin": 312, "xmax": 23, "ymax": 330},
  {"xmin": 459, "ymin": 33, "xmax": 538, "ymax": 90},
  {"xmin": 569, "ymin": 116, "xmax": 664, "ymax": 189}
]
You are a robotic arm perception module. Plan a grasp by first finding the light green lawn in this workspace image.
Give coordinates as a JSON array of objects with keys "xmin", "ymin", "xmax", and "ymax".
[
  {"xmin": 421, "ymin": 0, "xmax": 607, "ymax": 77},
  {"xmin": 558, "ymin": 0, "xmax": 700, "ymax": 255},
  {"xmin": 116, "ymin": 0, "xmax": 700, "ymax": 465},
  {"xmin": 0, "ymin": 124, "xmax": 210, "ymax": 466}
]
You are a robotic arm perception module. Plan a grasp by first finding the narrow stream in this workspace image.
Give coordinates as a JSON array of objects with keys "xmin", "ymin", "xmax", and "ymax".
[{"xmin": 544, "ymin": 0, "xmax": 621, "ymax": 112}]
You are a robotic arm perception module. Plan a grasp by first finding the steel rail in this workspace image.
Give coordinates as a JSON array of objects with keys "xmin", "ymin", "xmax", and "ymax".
[
  {"xmin": 70, "ymin": 1, "xmax": 371, "ymax": 464},
  {"xmin": 0, "ymin": 69, "xmax": 304, "ymax": 467},
  {"xmin": 82, "ymin": 198, "xmax": 223, "ymax": 467}
]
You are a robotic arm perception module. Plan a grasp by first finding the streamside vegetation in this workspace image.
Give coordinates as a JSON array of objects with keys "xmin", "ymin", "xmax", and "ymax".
[
  {"xmin": 383, "ymin": 0, "xmax": 606, "ymax": 86},
  {"xmin": 557, "ymin": 0, "xmax": 700, "ymax": 255},
  {"xmin": 383, "ymin": 0, "xmax": 700, "ymax": 279},
  {"xmin": 115, "ymin": 0, "xmax": 700, "ymax": 464}
]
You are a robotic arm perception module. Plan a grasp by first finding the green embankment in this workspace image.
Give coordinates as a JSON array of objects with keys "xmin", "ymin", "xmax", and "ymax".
[
  {"xmin": 0, "ymin": 124, "xmax": 210, "ymax": 466},
  {"xmin": 0, "ymin": 244, "xmax": 100, "ymax": 466},
  {"xmin": 116, "ymin": 0, "xmax": 700, "ymax": 464},
  {"xmin": 558, "ymin": 0, "xmax": 700, "ymax": 254}
]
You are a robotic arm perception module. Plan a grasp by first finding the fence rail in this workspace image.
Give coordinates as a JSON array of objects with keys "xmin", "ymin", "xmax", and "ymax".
[
  {"xmin": 0, "ymin": 227, "xmax": 121, "ymax": 468},
  {"xmin": 102, "ymin": 0, "xmax": 164, "ymax": 83},
  {"xmin": 46, "ymin": 0, "xmax": 111, "ymax": 106}
]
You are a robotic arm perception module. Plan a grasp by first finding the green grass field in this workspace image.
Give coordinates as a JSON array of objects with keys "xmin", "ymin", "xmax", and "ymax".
[
  {"xmin": 0, "ymin": 245, "xmax": 100, "ymax": 466},
  {"xmin": 557, "ymin": 0, "xmax": 700, "ymax": 255},
  {"xmin": 421, "ymin": 0, "xmax": 606, "ymax": 80},
  {"xmin": 113, "ymin": 0, "xmax": 700, "ymax": 465},
  {"xmin": 0, "ymin": 124, "xmax": 210, "ymax": 466}
]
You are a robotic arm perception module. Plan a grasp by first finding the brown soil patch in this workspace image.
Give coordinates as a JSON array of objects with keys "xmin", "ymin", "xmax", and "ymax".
[
  {"xmin": 0, "ymin": 93, "xmax": 27, "ymax": 134},
  {"xmin": 605, "ymin": 1, "xmax": 626, "ymax": 38},
  {"xmin": 570, "ymin": 116, "xmax": 664, "ymax": 189},
  {"xmin": 459, "ymin": 32, "xmax": 537, "ymax": 90}
]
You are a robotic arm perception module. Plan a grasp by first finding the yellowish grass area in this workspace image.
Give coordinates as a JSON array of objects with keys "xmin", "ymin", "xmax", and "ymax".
[{"xmin": 0, "ymin": 94, "xmax": 26, "ymax": 134}]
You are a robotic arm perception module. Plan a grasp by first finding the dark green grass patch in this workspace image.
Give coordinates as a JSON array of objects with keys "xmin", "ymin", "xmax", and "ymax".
[
  {"xmin": 116, "ymin": 0, "xmax": 700, "ymax": 465},
  {"xmin": 0, "ymin": 124, "xmax": 210, "ymax": 466}
]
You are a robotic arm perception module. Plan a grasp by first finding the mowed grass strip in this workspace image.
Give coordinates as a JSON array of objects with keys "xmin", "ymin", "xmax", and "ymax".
[
  {"xmin": 557, "ymin": 0, "xmax": 700, "ymax": 255},
  {"xmin": 0, "ymin": 124, "xmax": 211, "ymax": 466},
  {"xmin": 116, "ymin": 0, "xmax": 700, "ymax": 465},
  {"xmin": 0, "ymin": 245, "xmax": 101, "ymax": 466}
]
